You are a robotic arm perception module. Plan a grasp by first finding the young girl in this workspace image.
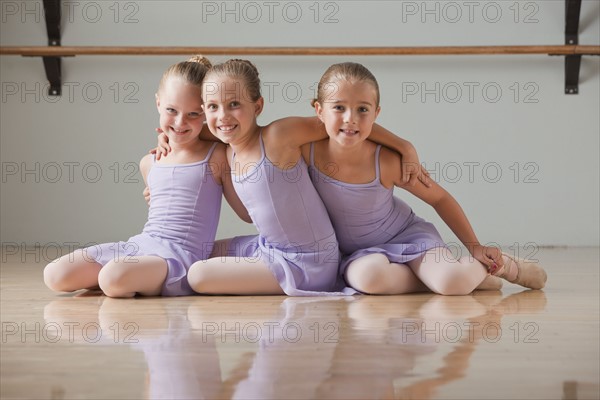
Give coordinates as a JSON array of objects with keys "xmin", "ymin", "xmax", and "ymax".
[
  {"xmin": 305, "ymin": 62, "xmax": 547, "ymax": 294},
  {"xmin": 43, "ymin": 56, "xmax": 250, "ymax": 298},
  {"xmin": 167, "ymin": 59, "xmax": 427, "ymax": 296}
]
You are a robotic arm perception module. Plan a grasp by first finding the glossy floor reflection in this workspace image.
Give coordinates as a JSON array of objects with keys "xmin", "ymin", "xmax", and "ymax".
[{"xmin": 1, "ymin": 248, "xmax": 599, "ymax": 399}]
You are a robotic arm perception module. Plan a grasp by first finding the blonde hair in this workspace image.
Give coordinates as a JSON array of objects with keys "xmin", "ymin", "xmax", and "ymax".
[
  {"xmin": 204, "ymin": 58, "xmax": 262, "ymax": 102},
  {"xmin": 311, "ymin": 62, "xmax": 380, "ymax": 108},
  {"xmin": 158, "ymin": 55, "xmax": 212, "ymax": 93}
]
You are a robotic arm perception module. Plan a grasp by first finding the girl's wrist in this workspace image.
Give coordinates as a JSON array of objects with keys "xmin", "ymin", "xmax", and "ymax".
[{"xmin": 465, "ymin": 242, "xmax": 482, "ymax": 253}]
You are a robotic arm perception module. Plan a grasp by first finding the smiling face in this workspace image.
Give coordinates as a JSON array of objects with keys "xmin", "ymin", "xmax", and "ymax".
[
  {"xmin": 202, "ymin": 75, "xmax": 263, "ymax": 145},
  {"xmin": 315, "ymin": 79, "xmax": 381, "ymax": 147},
  {"xmin": 155, "ymin": 76, "xmax": 205, "ymax": 147}
]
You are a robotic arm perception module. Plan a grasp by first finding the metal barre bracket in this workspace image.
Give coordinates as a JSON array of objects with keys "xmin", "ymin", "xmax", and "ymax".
[
  {"xmin": 42, "ymin": 0, "xmax": 61, "ymax": 96},
  {"xmin": 565, "ymin": 0, "xmax": 582, "ymax": 94}
]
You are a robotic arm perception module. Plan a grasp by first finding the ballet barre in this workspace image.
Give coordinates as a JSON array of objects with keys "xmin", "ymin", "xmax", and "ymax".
[
  {"xmin": 2, "ymin": 0, "xmax": 597, "ymax": 95},
  {"xmin": 1, "ymin": 45, "xmax": 599, "ymax": 56},
  {"xmin": 2, "ymin": 45, "xmax": 598, "ymax": 96}
]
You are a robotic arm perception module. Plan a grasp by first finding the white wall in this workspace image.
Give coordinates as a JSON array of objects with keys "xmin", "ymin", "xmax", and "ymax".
[{"xmin": 1, "ymin": 1, "xmax": 599, "ymax": 250}]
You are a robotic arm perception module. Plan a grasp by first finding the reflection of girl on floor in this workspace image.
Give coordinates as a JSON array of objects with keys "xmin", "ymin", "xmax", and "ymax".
[
  {"xmin": 43, "ymin": 290, "xmax": 546, "ymax": 399},
  {"xmin": 317, "ymin": 290, "xmax": 547, "ymax": 399},
  {"xmin": 44, "ymin": 296, "xmax": 222, "ymax": 400},
  {"xmin": 187, "ymin": 296, "xmax": 347, "ymax": 399}
]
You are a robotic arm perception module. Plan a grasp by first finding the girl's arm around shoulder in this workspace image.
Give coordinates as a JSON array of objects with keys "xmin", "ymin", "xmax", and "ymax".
[
  {"xmin": 370, "ymin": 124, "xmax": 430, "ymax": 187},
  {"xmin": 268, "ymin": 116, "xmax": 421, "ymax": 163},
  {"xmin": 209, "ymin": 144, "xmax": 252, "ymax": 223},
  {"xmin": 265, "ymin": 116, "xmax": 326, "ymax": 150}
]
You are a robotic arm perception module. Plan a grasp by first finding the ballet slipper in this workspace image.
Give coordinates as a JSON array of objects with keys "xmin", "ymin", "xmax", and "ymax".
[
  {"xmin": 493, "ymin": 252, "xmax": 547, "ymax": 290},
  {"xmin": 475, "ymin": 274, "xmax": 503, "ymax": 290}
]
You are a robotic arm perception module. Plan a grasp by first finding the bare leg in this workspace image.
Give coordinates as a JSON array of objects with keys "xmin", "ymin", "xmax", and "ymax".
[
  {"xmin": 98, "ymin": 256, "xmax": 168, "ymax": 298},
  {"xmin": 344, "ymin": 253, "xmax": 429, "ymax": 294},
  {"xmin": 187, "ymin": 257, "xmax": 284, "ymax": 295},
  {"xmin": 44, "ymin": 250, "xmax": 102, "ymax": 292},
  {"xmin": 407, "ymin": 247, "xmax": 488, "ymax": 295}
]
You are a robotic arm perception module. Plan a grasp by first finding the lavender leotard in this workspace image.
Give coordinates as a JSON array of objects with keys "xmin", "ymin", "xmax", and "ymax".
[
  {"xmin": 228, "ymin": 133, "xmax": 351, "ymax": 296},
  {"xmin": 84, "ymin": 143, "xmax": 222, "ymax": 296},
  {"xmin": 308, "ymin": 144, "xmax": 445, "ymax": 278}
]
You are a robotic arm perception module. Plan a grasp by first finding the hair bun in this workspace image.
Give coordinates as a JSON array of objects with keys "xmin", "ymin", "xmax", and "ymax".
[
  {"xmin": 187, "ymin": 55, "xmax": 212, "ymax": 69},
  {"xmin": 227, "ymin": 59, "xmax": 259, "ymax": 76}
]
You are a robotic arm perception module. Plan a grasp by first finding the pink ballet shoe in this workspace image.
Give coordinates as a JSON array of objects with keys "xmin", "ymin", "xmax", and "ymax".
[
  {"xmin": 475, "ymin": 275, "xmax": 503, "ymax": 291},
  {"xmin": 493, "ymin": 252, "xmax": 547, "ymax": 290}
]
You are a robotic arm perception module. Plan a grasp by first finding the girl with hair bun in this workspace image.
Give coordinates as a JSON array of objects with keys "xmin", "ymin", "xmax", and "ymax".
[
  {"xmin": 158, "ymin": 58, "xmax": 429, "ymax": 295},
  {"xmin": 44, "ymin": 56, "xmax": 251, "ymax": 297}
]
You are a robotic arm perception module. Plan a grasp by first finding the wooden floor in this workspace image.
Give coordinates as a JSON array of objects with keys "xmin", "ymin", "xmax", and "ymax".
[{"xmin": 1, "ymin": 248, "xmax": 598, "ymax": 400}]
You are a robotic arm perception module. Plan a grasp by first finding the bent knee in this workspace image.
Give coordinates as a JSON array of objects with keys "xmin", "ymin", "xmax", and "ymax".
[
  {"xmin": 43, "ymin": 261, "xmax": 87, "ymax": 292},
  {"xmin": 187, "ymin": 261, "xmax": 217, "ymax": 293},
  {"xmin": 97, "ymin": 263, "xmax": 135, "ymax": 298},
  {"xmin": 43, "ymin": 262, "xmax": 72, "ymax": 292},
  {"xmin": 425, "ymin": 270, "xmax": 473, "ymax": 296},
  {"xmin": 348, "ymin": 275, "xmax": 390, "ymax": 295},
  {"xmin": 345, "ymin": 259, "xmax": 391, "ymax": 295}
]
